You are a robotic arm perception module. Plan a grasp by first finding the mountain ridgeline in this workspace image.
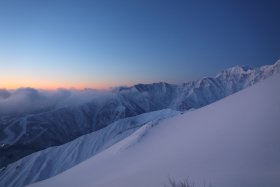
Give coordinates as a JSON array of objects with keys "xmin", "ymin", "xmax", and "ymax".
[
  {"xmin": 27, "ymin": 63, "xmax": 280, "ymax": 187},
  {"xmin": 0, "ymin": 60, "xmax": 279, "ymax": 168}
]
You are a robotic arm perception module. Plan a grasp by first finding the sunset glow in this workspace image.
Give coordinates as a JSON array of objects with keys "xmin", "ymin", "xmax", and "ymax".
[
  {"xmin": 1, "ymin": 76, "xmax": 121, "ymax": 90},
  {"xmin": 0, "ymin": 1, "xmax": 279, "ymax": 90}
]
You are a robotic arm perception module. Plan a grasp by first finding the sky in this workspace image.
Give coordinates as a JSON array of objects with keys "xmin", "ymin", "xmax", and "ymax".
[{"xmin": 0, "ymin": 0, "xmax": 280, "ymax": 90}]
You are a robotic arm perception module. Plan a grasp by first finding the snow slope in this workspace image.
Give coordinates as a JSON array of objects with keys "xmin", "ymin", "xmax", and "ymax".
[
  {"xmin": 0, "ymin": 109, "xmax": 179, "ymax": 187},
  {"xmin": 28, "ymin": 73, "xmax": 280, "ymax": 187}
]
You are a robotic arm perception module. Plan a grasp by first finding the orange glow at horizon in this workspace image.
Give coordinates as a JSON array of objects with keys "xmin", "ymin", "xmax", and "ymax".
[{"xmin": 1, "ymin": 79, "xmax": 118, "ymax": 90}]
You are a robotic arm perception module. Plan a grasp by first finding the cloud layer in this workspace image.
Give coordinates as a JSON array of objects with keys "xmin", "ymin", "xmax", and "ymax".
[{"xmin": 0, "ymin": 88, "xmax": 110, "ymax": 115}]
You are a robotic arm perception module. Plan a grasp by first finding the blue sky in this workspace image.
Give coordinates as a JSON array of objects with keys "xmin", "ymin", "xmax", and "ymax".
[{"xmin": 0, "ymin": 0, "xmax": 279, "ymax": 89}]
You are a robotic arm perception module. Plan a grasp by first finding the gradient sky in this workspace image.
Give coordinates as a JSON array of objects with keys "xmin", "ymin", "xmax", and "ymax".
[{"xmin": 0, "ymin": 0, "xmax": 280, "ymax": 89}]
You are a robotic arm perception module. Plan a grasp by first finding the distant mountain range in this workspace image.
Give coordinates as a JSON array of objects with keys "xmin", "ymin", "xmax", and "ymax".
[{"xmin": 0, "ymin": 60, "xmax": 279, "ymax": 171}]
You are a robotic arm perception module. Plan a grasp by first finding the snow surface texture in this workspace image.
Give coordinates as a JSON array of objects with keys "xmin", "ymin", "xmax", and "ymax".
[
  {"xmin": 28, "ymin": 73, "xmax": 280, "ymax": 187},
  {"xmin": 0, "ymin": 109, "xmax": 179, "ymax": 187},
  {"xmin": 1, "ymin": 60, "xmax": 279, "ymax": 168}
]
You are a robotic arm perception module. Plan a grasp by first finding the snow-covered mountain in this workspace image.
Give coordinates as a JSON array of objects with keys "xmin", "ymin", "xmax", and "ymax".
[
  {"xmin": 0, "ymin": 60, "xmax": 279, "ymax": 169},
  {"xmin": 0, "ymin": 109, "xmax": 179, "ymax": 187},
  {"xmin": 27, "ymin": 70, "xmax": 280, "ymax": 187}
]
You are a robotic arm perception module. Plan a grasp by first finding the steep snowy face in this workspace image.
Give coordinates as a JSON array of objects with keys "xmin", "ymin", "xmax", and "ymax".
[
  {"xmin": 215, "ymin": 60, "xmax": 280, "ymax": 94},
  {"xmin": 120, "ymin": 61, "xmax": 280, "ymax": 110},
  {"xmin": 133, "ymin": 82, "xmax": 178, "ymax": 110},
  {"xmin": 174, "ymin": 60, "xmax": 280, "ymax": 109},
  {"xmin": 0, "ymin": 60, "xmax": 279, "ymax": 168},
  {"xmin": 0, "ymin": 109, "xmax": 179, "ymax": 187},
  {"xmin": 28, "ymin": 73, "xmax": 280, "ymax": 187}
]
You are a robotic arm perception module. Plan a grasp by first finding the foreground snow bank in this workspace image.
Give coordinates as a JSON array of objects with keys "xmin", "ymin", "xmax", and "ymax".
[
  {"xmin": 29, "ymin": 73, "xmax": 280, "ymax": 187},
  {"xmin": 0, "ymin": 109, "xmax": 179, "ymax": 187}
]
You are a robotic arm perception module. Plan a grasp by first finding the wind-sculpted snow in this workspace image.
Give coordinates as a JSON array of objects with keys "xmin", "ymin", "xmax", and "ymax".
[
  {"xmin": 0, "ymin": 60, "xmax": 279, "ymax": 168},
  {"xmin": 0, "ymin": 109, "xmax": 179, "ymax": 187},
  {"xmin": 28, "ymin": 72, "xmax": 280, "ymax": 187}
]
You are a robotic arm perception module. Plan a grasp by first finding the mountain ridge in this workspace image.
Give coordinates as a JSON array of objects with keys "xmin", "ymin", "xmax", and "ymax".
[{"xmin": 0, "ymin": 60, "xmax": 279, "ymax": 168}]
